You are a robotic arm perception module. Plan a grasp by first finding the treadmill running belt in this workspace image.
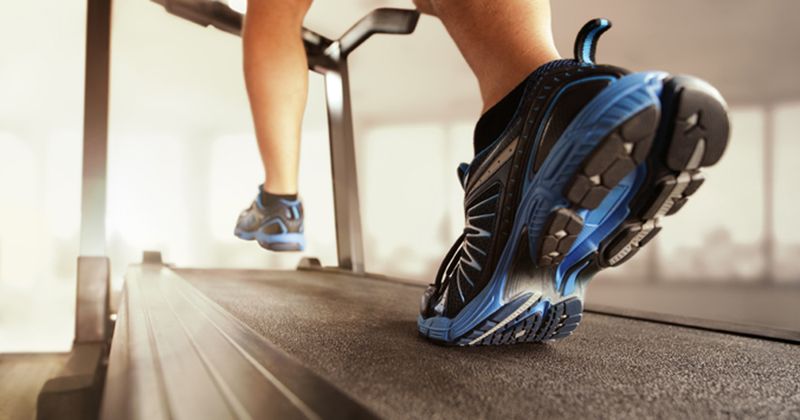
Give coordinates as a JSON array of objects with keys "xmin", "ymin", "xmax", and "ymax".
[{"xmin": 180, "ymin": 268, "xmax": 800, "ymax": 419}]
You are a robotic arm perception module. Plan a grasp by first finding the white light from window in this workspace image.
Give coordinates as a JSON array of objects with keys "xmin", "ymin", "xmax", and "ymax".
[{"xmin": 227, "ymin": 0, "xmax": 247, "ymax": 14}]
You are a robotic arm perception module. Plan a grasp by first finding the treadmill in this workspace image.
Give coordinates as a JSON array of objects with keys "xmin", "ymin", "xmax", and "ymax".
[{"xmin": 36, "ymin": 1, "xmax": 800, "ymax": 419}]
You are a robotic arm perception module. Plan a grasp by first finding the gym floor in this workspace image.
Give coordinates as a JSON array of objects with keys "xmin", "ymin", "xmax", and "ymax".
[{"xmin": 0, "ymin": 354, "xmax": 68, "ymax": 420}]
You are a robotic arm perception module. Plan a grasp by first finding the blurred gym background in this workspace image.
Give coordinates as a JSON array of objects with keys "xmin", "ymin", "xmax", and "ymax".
[{"xmin": 1, "ymin": 0, "xmax": 799, "ymax": 352}]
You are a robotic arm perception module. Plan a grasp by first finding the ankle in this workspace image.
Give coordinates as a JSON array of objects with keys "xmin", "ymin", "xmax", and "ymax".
[
  {"xmin": 262, "ymin": 180, "xmax": 298, "ymax": 197},
  {"xmin": 472, "ymin": 56, "xmax": 575, "ymax": 155},
  {"xmin": 259, "ymin": 186, "xmax": 299, "ymax": 207},
  {"xmin": 480, "ymin": 49, "xmax": 562, "ymax": 112}
]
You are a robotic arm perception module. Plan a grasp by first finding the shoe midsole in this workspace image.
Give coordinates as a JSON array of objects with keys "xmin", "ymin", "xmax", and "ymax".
[{"xmin": 256, "ymin": 232, "xmax": 305, "ymax": 245}]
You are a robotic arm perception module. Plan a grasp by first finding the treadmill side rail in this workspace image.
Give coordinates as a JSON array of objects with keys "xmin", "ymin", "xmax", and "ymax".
[{"xmin": 100, "ymin": 266, "xmax": 377, "ymax": 420}]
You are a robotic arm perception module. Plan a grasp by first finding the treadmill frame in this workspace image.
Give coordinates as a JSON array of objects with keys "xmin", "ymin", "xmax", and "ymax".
[{"xmin": 38, "ymin": 2, "xmax": 419, "ymax": 419}]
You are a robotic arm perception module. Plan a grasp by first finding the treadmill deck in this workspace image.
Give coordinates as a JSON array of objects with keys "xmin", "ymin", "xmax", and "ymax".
[{"xmin": 179, "ymin": 268, "xmax": 800, "ymax": 419}]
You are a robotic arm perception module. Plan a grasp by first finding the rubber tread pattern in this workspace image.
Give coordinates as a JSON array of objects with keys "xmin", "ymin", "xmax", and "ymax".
[
  {"xmin": 536, "ymin": 209, "xmax": 585, "ymax": 266},
  {"xmin": 453, "ymin": 298, "xmax": 584, "ymax": 346},
  {"xmin": 564, "ymin": 106, "xmax": 659, "ymax": 209},
  {"xmin": 598, "ymin": 76, "xmax": 730, "ymax": 267}
]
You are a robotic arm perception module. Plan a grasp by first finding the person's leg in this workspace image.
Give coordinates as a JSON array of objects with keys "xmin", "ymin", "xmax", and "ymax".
[
  {"xmin": 243, "ymin": 0, "xmax": 312, "ymax": 195},
  {"xmin": 234, "ymin": 0, "xmax": 311, "ymax": 252},
  {"xmin": 414, "ymin": 0, "xmax": 561, "ymax": 111},
  {"xmin": 416, "ymin": 0, "xmax": 731, "ymax": 345}
]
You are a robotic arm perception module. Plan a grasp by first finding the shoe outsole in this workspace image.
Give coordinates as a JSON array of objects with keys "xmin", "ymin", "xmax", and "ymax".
[
  {"xmin": 536, "ymin": 105, "xmax": 659, "ymax": 267},
  {"xmin": 420, "ymin": 73, "xmax": 730, "ymax": 346},
  {"xmin": 235, "ymin": 229, "xmax": 306, "ymax": 252},
  {"xmin": 257, "ymin": 241, "xmax": 305, "ymax": 252},
  {"xmin": 234, "ymin": 230, "xmax": 256, "ymax": 241},
  {"xmin": 452, "ymin": 294, "xmax": 584, "ymax": 346},
  {"xmin": 596, "ymin": 76, "xmax": 729, "ymax": 267}
]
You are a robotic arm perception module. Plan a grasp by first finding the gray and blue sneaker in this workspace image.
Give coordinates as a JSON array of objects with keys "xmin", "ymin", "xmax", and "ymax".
[
  {"xmin": 234, "ymin": 187, "xmax": 306, "ymax": 252},
  {"xmin": 418, "ymin": 19, "xmax": 730, "ymax": 346}
]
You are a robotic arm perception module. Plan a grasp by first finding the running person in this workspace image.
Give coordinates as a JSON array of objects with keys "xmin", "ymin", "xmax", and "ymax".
[{"xmin": 234, "ymin": 0, "xmax": 730, "ymax": 345}]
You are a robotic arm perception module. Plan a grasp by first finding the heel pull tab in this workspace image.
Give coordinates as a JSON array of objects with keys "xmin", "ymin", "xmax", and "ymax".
[
  {"xmin": 456, "ymin": 162, "xmax": 470, "ymax": 189},
  {"xmin": 574, "ymin": 18, "xmax": 612, "ymax": 65}
]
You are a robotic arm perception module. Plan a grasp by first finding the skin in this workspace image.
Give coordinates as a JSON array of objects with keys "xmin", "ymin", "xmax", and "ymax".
[
  {"xmin": 243, "ymin": 0, "xmax": 312, "ymax": 195},
  {"xmin": 242, "ymin": 0, "xmax": 561, "ymax": 195},
  {"xmin": 413, "ymin": 0, "xmax": 561, "ymax": 111}
]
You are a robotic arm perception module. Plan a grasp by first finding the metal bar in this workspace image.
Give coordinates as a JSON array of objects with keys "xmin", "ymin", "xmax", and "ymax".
[
  {"xmin": 763, "ymin": 104, "xmax": 775, "ymax": 283},
  {"xmin": 323, "ymin": 60, "xmax": 365, "ymax": 274},
  {"xmin": 337, "ymin": 8, "xmax": 420, "ymax": 56},
  {"xmin": 154, "ymin": 0, "xmax": 243, "ymax": 35},
  {"xmin": 315, "ymin": 9, "xmax": 418, "ymax": 274},
  {"xmin": 150, "ymin": 0, "xmax": 335, "ymax": 71},
  {"xmin": 74, "ymin": 0, "xmax": 113, "ymax": 345},
  {"xmin": 79, "ymin": 0, "xmax": 112, "ymax": 257}
]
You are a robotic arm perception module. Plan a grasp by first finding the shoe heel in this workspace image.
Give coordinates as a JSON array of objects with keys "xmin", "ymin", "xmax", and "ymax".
[
  {"xmin": 661, "ymin": 76, "xmax": 730, "ymax": 172},
  {"xmin": 599, "ymin": 76, "xmax": 730, "ymax": 267}
]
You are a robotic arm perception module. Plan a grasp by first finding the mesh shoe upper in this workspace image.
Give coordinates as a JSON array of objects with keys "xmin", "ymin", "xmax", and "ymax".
[{"xmin": 235, "ymin": 189, "xmax": 304, "ymax": 238}]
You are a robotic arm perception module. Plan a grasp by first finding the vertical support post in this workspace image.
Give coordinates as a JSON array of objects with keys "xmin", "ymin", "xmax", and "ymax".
[
  {"xmin": 763, "ymin": 104, "xmax": 775, "ymax": 283},
  {"xmin": 81, "ymin": 0, "xmax": 112, "ymax": 258},
  {"xmin": 76, "ymin": 0, "xmax": 113, "ymax": 343},
  {"xmin": 322, "ymin": 56, "xmax": 365, "ymax": 274}
]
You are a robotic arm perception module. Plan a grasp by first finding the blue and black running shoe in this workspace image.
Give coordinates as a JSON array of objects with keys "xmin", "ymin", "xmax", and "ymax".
[
  {"xmin": 418, "ymin": 19, "xmax": 730, "ymax": 346},
  {"xmin": 234, "ymin": 186, "xmax": 306, "ymax": 252}
]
